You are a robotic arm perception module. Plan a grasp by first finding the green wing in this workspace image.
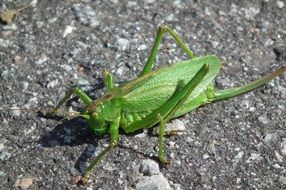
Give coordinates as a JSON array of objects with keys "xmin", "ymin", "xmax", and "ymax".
[{"xmin": 121, "ymin": 55, "xmax": 221, "ymax": 114}]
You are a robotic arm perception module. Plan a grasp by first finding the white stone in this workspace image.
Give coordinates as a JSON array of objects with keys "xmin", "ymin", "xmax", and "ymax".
[
  {"xmin": 63, "ymin": 25, "xmax": 75, "ymax": 38},
  {"xmin": 281, "ymin": 138, "xmax": 286, "ymax": 156},
  {"xmin": 277, "ymin": 1, "xmax": 285, "ymax": 8},
  {"xmin": 117, "ymin": 38, "xmax": 130, "ymax": 51}
]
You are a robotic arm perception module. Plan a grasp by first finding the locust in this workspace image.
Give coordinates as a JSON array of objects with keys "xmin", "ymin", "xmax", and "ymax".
[{"xmin": 47, "ymin": 25, "xmax": 286, "ymax": 184}]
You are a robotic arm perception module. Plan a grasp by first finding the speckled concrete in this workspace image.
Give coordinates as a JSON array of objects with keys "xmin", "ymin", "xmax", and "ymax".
[{"xmin": 1, "ymin": 0, "xmax": 286, "ymax": 189}]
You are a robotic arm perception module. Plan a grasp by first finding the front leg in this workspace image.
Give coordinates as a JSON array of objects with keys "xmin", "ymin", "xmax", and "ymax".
[
  {"xmin": 102, "ymin": 70, "xmax": 114, "ymax": 91},
  {"xmin": 80, "ymin": 118, "xmax": 120, "ymax": 184}
]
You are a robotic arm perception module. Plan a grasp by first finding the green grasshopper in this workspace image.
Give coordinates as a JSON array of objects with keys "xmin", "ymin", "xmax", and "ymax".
[{"xmin": 48, "ymin": 25, "xmax": 286, "ymax": 183}]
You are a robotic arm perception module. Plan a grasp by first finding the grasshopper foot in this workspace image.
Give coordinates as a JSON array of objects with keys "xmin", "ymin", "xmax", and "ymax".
[
  {"xmin": 159, "ymin": 156, "xmax": 171, "ymax": 165},
  {"xmin": 77, "ymin": 177, "xmax": 89, "ymax": 186},
  {"xmin": 163, "ymin": 159, "xmax": 171, "ymax": 165}
]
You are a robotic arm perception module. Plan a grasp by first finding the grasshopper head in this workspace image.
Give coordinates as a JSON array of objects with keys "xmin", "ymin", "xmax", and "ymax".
[
  {"xmin": 81, "ymin": 112, "xmax": 108, "ymax": 136},
  {"xmin": 81, "ymin": 99, "xmax": 121, "ymax": 136}
]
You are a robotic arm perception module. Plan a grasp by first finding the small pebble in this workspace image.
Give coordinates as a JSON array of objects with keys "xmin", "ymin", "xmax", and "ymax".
[
  {"xmin": 244, "ymin": 7, "xmax": 260, "ymax": 19},
  {"xmin": 117, "ymin": 38, "xmax": 130, "ymax": 51},
  {"xmin": 139, "ymin": 159, "xmax": 160, "ymax": 176},
  {"xmin": 211, "ymin": 41, "xmax": 219, "ymax": 48},
  {"xmin": 63, "ymin": 25, "xmax": 75, "ymax": 38},
  {"xmin": 173, "ymin": 183, "xmax": 182, "ymax": 190},
  {"xmin": 258, "ymin": 115, "xmax": 269, "ymax": 124},
  {"xmin": 47, "ymin": 79, "xmax": 58, "ymax": 89},
  {"xmin": 11, "ymin": 105, "xmax": 21, "ymax": 116},
  {"xmin": 35, "ymin": 55, "xmax": 48, "ymax": 65},
  {"xmin": 277, "ymin": 1, "xmax": 285, "ymax": 8},
  {"xmin": 146, "ymin": 0, "xmax": 155, "ymax": 3},
  {"xmin": 280, "ymin": 176, "xmax": 286, "ymax": 185},
  {"xmin": 275, "ymin": 150, "xmax": 283, "ymax": 162},
  {"xmin": 1, "ymin": 70, "xmax": 10, "ymax": 80},
  {"xmin": 115, "ymin": 67, "xmax": 123, "ymax": 76},
  {"xmin": 272, "ymin": 163, "xmax": 281, "ymax": 169},
  {"xmin": 14, "ymin": 55, "xmax": 22, "ymax": 64},
  {"xmin": 263, "ymin": 133, "xmax": 278, "ymax": 144},
  {"xmin": 0, "ymin": 151, "xmax": 11, "ymax": 161},
  {"xmin": 203, "ymin": 153, "xmax": 210, "ymax": 160},
  {"xmin": 73, "ymin": 4, "xmax": 99, "ymax": 27},
  {"xmin": 136, "ymin": 175, "xmax": 172, "ymax": 190},
  {"xmin": 14, "ymin": 177, "xmax": 35, "ymax": 189},
  {"xmin": 21, "ymin": 81, "xmax": 29, "ymax": 91},
  {"xmin": 246, "ymin": 153, "xmax": 263, "ymax": 163},
  {"xmin": 153, "ymin": 119, "xmax": 186, "ymax": 135},
  {"xmin": 232, "ymin": 151, "xmax": 244, "ymax": 165},
  {"xmin": 138, "ymin": 44, "xmax": 147, "ymax": 51},
  {"xmin": 281, "ymin": 138, "xmax": 286, "ymax": 156}
]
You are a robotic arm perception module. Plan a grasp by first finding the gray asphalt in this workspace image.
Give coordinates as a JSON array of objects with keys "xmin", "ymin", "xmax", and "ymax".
[{"xmin": 0, "ymin": 0, "xmax": 285, "ymax": 189}]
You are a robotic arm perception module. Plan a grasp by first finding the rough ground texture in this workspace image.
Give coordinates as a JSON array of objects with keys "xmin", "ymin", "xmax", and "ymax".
[{"xmin": 1, "ymin": 0, "xmax": 286, "ymax": 189}]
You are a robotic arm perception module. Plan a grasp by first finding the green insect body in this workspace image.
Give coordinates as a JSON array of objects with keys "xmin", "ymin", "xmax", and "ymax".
[
  {"xmin": 48, "ymin": 25, "xmax": 286, "ymax": 184},
  {"xmin": 120, "ymin": 56, "xmax": 220, "ymax": 131}
]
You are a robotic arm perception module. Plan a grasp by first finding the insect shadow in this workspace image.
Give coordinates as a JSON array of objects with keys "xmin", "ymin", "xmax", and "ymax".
[
  {"xmin": 38, "ymin": 84, "xmax": 103, "ymax": 174},
  {"xmin": 38, "ymin": 115, "xmax": 96, "ymax": 173},
  {"xmin": 38, "ymin": 113, "xmax": 158, "ymax": 174}
]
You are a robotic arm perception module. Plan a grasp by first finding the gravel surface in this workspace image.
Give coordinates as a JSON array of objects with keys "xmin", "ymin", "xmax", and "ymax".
[{"xmin": 1, "ymin": 0, "xmax": 286, "ymax": 189}]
